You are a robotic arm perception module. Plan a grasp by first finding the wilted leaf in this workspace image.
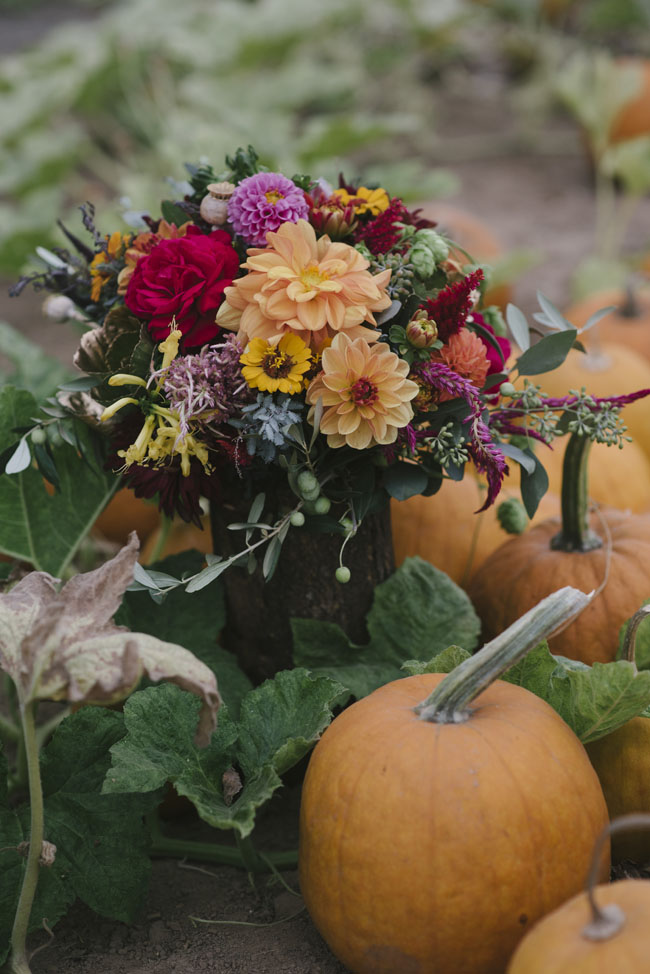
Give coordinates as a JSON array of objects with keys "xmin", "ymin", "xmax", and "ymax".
[{"xmin": 0, "ymin": 535, "xmax": 219, "ymax": 744}]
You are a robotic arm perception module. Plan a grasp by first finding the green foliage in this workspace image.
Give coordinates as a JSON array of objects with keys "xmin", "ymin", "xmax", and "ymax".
[
  {"xmin": 104, "ymin": 669, "xmax": 345, "ymax": 838},
  {"xmin": 292, "ymin": 557, "xmax": 480, "ymax": 699},
  {"xmin": 401, "ymin": 645, "xmax": 472, "ymax": 675},
  {"xmin": 0, "ymin": 386, "xmax": 117, "ymax": 573},
  {"xmin": 0, "ymin": 321, "xmax": 72, "ymax": 400},
  {"xmin": 504, "ymin": 643, "xmax": 650, "ymax": 743},
  {"xmin": 0, "ymin": 708, "xmax": 160, "ymax": 964}
]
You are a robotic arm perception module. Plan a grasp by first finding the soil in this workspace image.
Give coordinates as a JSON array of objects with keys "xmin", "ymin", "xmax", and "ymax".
[{"xmin": 3, "ymin": 8, "xmax": 650, "ymax": 974}]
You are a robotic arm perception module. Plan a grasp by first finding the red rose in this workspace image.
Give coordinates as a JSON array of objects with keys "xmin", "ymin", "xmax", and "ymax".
[{"xmin": 124, "ymin": 226, "xmax": 240, "ymax": 347}]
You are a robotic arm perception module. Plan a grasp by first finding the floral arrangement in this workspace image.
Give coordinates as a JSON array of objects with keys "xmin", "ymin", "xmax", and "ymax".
[{"xmin": 12, "ymin": 146, "xmax": 645, "ymax": 588}]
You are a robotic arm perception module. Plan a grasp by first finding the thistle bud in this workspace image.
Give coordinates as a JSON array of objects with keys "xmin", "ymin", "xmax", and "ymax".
[{"xmin": 406, "ymin": 310, "xmax": 438, "ymax": 348}]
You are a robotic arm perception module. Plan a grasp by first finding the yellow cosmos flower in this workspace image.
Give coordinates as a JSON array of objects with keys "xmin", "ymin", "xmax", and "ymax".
[
  {"xmin": 332, "ymin": 186, "xmax": 390, "ymax": 216},
  {"xmin": 216, "ymin": 219, "xmax": 391, "ymax": 350},
  {"xmin": 89, "ymin": 231, "xmax": 129, "ymax": 301},
  {"xmin": 240, "ymin": 333, "xmax": 312, "ymax": 395},
  {"xmin": 306, "ymin": 333, "xmax": 419, "ymax": 450}
]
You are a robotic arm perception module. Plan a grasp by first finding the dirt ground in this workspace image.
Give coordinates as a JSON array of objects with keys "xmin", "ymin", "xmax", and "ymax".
[{"xmin": 3, "ymin": 9, "xmax": 650, "ymax": 974}]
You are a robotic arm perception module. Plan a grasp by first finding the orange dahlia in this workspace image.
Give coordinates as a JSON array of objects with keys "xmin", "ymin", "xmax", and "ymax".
[
  {"xmin": 433, "ymin": 328, "xmax": 489, "ymax": 402},
  {"xmin": 306, "ymin": 333, "xmax": 418, "ymax": 449},
  {"xmin": 216, "ymin": 219, "xmax": 391, "ymax": 350}
]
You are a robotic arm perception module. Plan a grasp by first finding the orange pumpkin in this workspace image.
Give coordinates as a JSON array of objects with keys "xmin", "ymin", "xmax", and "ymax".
[
  {"xmin": 507, "ymin": 816, "xmax": 650, "ymax": 973},
  {"xmin": 468, "ymin": 433, "xmax": 650, "ymax": 665},
  {"xmin": 566, "ymin": 288, "xmax": 650, "ymax": 365},
  {"xmin": 92, "ymin": 487, "xmax": 161, "ymax": 546},
  {"xmin": 541, "ymin": 437, "xmax": 650, "ymax": 513},
  {"xmin": 391, "ymin": 476, "xmax": 559, "ymax": 587},
  {"xmin": 140, "ymin": 515, "xmax": 211, "ymax": 564},
  {"xmin": 526, "ymin": 343, "xmax": 650, "ymax": 461},
  {"xmin": 413, "ymin": 201, "xmax": 512, "ymax": 309},
  {"xmin": 300, "ymin": 589, "xmax": 609, "ymax": 974},
  {"xmin": 609, "ymin": 58, "xmax": 650, "ymax": 144},
  {"xmin": 586, "ymin": 606, "xmax": 650, "ymax": 862}
]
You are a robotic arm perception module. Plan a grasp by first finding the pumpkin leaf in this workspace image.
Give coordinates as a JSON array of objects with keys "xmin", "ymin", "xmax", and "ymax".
[
  {"xmin": 292, "ymin": 557, "xmax": 480, "ymax": 698},
  {"xmin": 0, "ymin": 708, "xmax": 160, "ymax": 964},
  {"xmin": 401, "ymin": 645, "xmax": 471, "ymax": 676},
  {"xmin": 0, "ymin": 536, "xmax": 219, "ymax": 745},
  {"xmin": 516, "ymin": 328, "xmax": 578, "ymax": 376},
  {"xmin": 0, "ymin": 386, "xmax": 119, "ymax": 574},
  {"xmin": 503, "ymin": 643, "xmax": 650, "ymax": 743},
  {"xmin": 104, "ymin": 669, "xmax": 344, "ymax": 838}
]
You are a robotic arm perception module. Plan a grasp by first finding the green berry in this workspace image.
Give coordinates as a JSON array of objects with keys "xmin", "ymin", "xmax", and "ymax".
[
  {"xmin": 339, "ymin": 517, "xmax": 354, "ymax": 533},
  {"xmin": 335, "ymin": 566, "xmax": 351, "ymax": 584},
  {"xmin": 297, "ymin": 471, "xmax": 318, "ymax": 494},
  {"xmin": 497, "ymin": 497, "xmax": 529, "ymax": 535},
  {"xmin": 300, "ymin": 485, "xmax": 321, "ymax": 502},
  {"xmin": 290, "ymin": 511, "xmax": 305, "ymax": 527},
  {"xmin": 30, "ymin": 427, "xmax": 47, "ymax": 445},
  {"xmin": 314, "ymin": 496, "xmax": 331, "ymax": 515},
  {"xmin": 499, "ymin": 382, "xmax": 517, "ymax": 398}
]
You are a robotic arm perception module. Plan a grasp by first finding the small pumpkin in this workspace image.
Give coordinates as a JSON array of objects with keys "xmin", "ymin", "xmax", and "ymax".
[
  {"xmin": 300, "ymin": 589, "xmax": 609, "ymax": 974},
  {"xmin": 567, "ymin": 287, "xmax": 650, "ymax": 365},
  {"xmin": 586, "ymin": 605, "xmax": 650, "ymax": 863},
  {"xmin": 507, "ymin": 815, "xmax": 650, "ymax": 973},
  {"xmin": 531, "ymin": 343, "xmax": 650, "ymax": 461},
  {"xmin": 468, "ymin": 432, "xmax": 650, "ymax": 665},
  {"xmin": 92, "ymin": 487, "xmax": 161, "ymax": 546},
  {"xmin": 609, "ymin": 58, "xmax": 650, "ymax": 144},
  {"xmin": 140, "ymin": 515, "xmax": 211, "ymax": 564},
  {"xmin": 413, "ymin": 201, "xmax": 512, "ymax": 309},
  {"xmin": 391, "ymin": 476, "xmax": 559, "ymax": 587}
]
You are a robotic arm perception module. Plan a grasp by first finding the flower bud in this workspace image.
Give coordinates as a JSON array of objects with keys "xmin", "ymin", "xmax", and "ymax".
[
  {"xmin": 413, "ymin": 229, "xmax": 449, "ymax": 262},
  {"xmin": 406, "ymin": 310, "xmax": 438, "ymax": 349},
  {"xmin": 499, "ymin": 381, "xmax": 517, "ymax": 398},
  {"xmin": 410, "ymin": 243, "xmax": 435, "ymax": 279}
]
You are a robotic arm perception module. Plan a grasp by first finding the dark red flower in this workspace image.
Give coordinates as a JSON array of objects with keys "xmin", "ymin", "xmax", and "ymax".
[
  {"xmin": 422, "ymin": 268, "xmax": 484, "ymax": 343},
  {"xmin": 355, "ymin": 198, "xmax": 410, "ymax": 255},
  {"xmin": 124, "ymin": 226, "xmax": 240, "ymax": 348}
]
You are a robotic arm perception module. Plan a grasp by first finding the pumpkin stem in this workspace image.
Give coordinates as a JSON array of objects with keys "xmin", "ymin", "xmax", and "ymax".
[
  {"xmin": 620, "ymin": 281, "xmax": 640, "ymax": 319},
  {"xmin": 621, "ymin": 604, "xmax": 650, "ymax": 666},
  {"xmin": 551, "ymin": 432, "xmax": 603, "ymax": 553},
  {"xmin": 582, "ymin": 814, "xmax": 650, "ymax": 941},
  {"xmin": 414, "ymin": 587, "xmax": 591, "ymax": 724}
]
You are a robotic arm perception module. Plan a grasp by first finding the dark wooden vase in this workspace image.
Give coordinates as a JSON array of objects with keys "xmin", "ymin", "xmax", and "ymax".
[{"xmin": 210, "ymin": 485, "xmax": 394, "ymax": 684}]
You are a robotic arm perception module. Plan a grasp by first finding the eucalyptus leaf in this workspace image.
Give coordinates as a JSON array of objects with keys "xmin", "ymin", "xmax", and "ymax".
[
  {"xmin": 506, "ymin": 303, "xmax": 530, "ymax": 352},
  {"xmin": 516, "ymin": 328, "xmax": 578, "ymax": 377}
]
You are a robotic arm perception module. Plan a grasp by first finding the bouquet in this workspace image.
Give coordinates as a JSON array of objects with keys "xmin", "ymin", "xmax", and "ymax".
[{"xmin": 12, "ymin": 146, "xmax": 642, "ymax": 593}]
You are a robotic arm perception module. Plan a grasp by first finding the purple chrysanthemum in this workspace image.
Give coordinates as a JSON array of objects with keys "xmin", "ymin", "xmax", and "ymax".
[
  {"xmin": 228, "ymin": 172, "xmax": 309, "ymax": 246},
  {"xmin": 159, "ymin": 335, "xmax": 253, "ymax": 440}
]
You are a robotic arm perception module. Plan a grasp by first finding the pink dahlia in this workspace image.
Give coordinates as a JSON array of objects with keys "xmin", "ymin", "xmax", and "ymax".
[{"xmin": 228, "ymin": 172, "xmax": 309, "ymax": 246}]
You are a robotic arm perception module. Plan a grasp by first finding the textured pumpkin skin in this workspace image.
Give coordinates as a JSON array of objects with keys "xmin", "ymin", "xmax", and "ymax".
[
  {"xmin": 541, "ymin": 438, "xmax": 650, "ymax": 513},
  {"xmin": 587, "ymin": 719, "xmax": 650, "ymax": 862},
  {"xmin": 506, "ymin": 879, "xmax": 650, "ymax": 973},
  {"xmin": 299, "ymin": 674, "xmax": 609, "ymax": 974},
  {"xmin": 391, "ymin": 478, "xmax": 559, "ymax": 586},
  {"xmin": 467, "ymin": 508, "xmax": 650, "ymax": 664},
  {"xmin": 566, "ymin": 289, "xmax": 650, "ymax": 365},
  {"xmin": 530, "ymin": 344, "xmax": 650, "ymax": 461}
]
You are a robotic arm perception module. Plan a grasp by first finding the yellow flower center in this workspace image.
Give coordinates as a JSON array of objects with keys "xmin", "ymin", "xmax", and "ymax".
[
  {"xmin": 300, "ymin": 263, "xmax": 329, "ymax": 290},
  {"xmin": 265, "ymin": 190, "xmax": 284, "ymax": 205},
  {"xmin": 350, "ymin": 377, "xmax": 379, "ymax": 407}
]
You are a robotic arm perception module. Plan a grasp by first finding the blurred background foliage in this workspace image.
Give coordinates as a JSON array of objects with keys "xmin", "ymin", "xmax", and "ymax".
[{"xmin": 2, "ymin": 0, "xmax": 650, "ymax": 293}]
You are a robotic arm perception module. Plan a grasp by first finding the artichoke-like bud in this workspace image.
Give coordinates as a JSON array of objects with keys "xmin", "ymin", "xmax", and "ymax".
[
  {"xmin": 406, "ymin": 309, "xmax": 438, "ymax": 349},
  {"xmin": 413, "ymin": 228, "xmax": 449, "ymax": 263}
]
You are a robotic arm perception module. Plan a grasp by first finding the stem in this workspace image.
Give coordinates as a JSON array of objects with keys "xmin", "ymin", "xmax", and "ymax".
[
  {"xmin": 582, "ymin": 814, "xmax": 650, "ymax": 941},
  {"xmin": 148, "ymin": 814, "xmax": 298, "ymax": 872},
  {"xmin": 621, "ymin": 604, "xmax": 650, "ymax": 665},
  {"xmin": 9, "ymin": 702, "xmax": 45, "ymax": 974},
  {"xmin": 145, "ymin": 514, "xmax": 173, "ymax": 566},
  {"xmin": 620, "ymin": 279, "xmax": 640, "ymax": 319},
  {"xmin": 551, "ymin": 433, "xmax": 603, "ymax": 553},
  {"xmin": 414, "ymin": 587, "xmax": 591, "ymax": 724}
]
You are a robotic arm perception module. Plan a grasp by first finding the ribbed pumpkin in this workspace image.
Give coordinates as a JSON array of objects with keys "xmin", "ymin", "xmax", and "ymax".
[
  {"xmin": 566, "ymin": 288, "xmax": 650, "ymax": 365},
  {"xmin": 525, "ymin": 343, "xmax": 650, "ymax": 461},
  {"xmin": 468, "ymin": 432, "xmax": 650, "ymax": 665},
  {"xmin": 300, "ymin": 589, "xmax": 609, "ymax": 974},
  {"xmin": 586, "ymin": 606, "xmax": 650, "ymax": 862},
  {"xmin": 413, "ymin": 201, "xmax": 512, "ymax": 309},
  {"xmin": 391, "ymin": 476, "xmax": 559, "ymax": 586},
  {"xmin": 507, "ymin": 816, "xmax": 650, "ymax": 974}
]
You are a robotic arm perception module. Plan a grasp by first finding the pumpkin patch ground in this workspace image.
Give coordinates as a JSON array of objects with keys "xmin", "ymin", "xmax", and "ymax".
[{"xmin": 5, "ymin": 8, "xmax": 650, "ymax": 974}]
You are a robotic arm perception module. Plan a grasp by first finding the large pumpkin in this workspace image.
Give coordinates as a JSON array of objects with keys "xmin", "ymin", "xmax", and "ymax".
[
  {"xmin": 507, "ymin": 816, "xmax": 650, "ymax": 973},
  {"xmin": 413, "ymin": 201, "xmax": 512, "ymax": 309},
  {"xmin": 468, "ymin": 433, "xmax": 650, "ymax": 664},
  {"xmin": 521, "ymin": 344, "xmax": 650, "ymax": 462},
  {"xmin": 92, "ymin": 486, "xmax": 161, "ymax": 545},
  {"xmin": 391, "ymin": 476, "xmax": 559, "ymax": 586},
  {"xmin": 566, "ymin": 288, "xmax": 650, "ymax": 365},
  {"xmin": 541, "ymin": 437, "xmax": 650, "ymax": 513},
  {"xmin": 586, "ymin": 606, "xmax": 650, "ymax": 862},
  {"xmin": 300, "ymin": 589, "xmax": 609, "ymax": 974}
]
